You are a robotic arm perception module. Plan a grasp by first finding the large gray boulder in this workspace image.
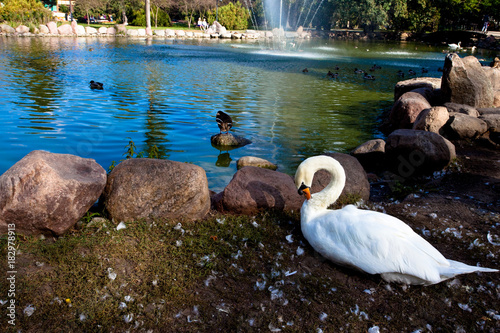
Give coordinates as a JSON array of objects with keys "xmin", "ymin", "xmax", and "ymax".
[
  {"xmin": 389, "ymin": 91, "xmax": 432, "ymax": 129},
  {"xmin": 0, "ymin": 151, "xmax": 107, "ymax": 236},
  {"xmin": 412, "ymin": 106, "xmax": 449, "ymax": 134},
  {"xmin": 385, "ymin": 129, "xmax": 456, "ymax": 176},
  {"xmin": 441, "ymin": 53, "xmax": 494, "ymax": 108},
  {"xmin": 102, "ymin": 158, "xmax": 210, "ymax": 223},
  {"xmin": 446, "ymin": 113, "xmax": 488, "ymax": 139}
]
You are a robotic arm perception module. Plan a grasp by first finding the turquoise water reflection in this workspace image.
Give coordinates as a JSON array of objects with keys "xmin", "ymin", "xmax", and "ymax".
[{"xmin": 1, "ymin": 37, "xmax": 450, "ymax": 191}]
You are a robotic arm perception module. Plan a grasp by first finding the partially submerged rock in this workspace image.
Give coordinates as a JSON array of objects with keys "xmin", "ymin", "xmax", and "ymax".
[
  {"xmin": 211, "ymin": 133, "xmax": 251, "ymax": 148},
  {"xmin": 0, "ymin": 151, "xmax": 107, "ymax": 236},
  {"xmin": 237, "ymin": 156, "xmax": 277, "ymax": 170},
  {"xmin": 394, "ymin": 77, "xmax": 442, "ymax": 102}
]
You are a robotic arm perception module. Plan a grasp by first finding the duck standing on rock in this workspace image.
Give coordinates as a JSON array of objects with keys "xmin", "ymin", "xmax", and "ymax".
[
  {"xmin": 295, "ymin": 155, "xmax": 498, "ymax": 285},
  {"xmin": 90, "ymin": 80, "xmax": 103, "ymax": 90},
  {"xmin": 216, "ymin": 111, "xmax": 233, "ymax": 134}
]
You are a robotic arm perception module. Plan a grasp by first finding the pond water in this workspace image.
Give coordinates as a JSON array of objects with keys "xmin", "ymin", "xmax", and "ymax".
[{"xmin": 0, "ymin": 36, "xmax": 463, "ymax": 191}]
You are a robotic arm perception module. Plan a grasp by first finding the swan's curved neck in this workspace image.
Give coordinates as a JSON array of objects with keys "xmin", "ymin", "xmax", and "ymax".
[{"xmin": 309, "ymin": 158, "xmax": 346, "ymax": 210}]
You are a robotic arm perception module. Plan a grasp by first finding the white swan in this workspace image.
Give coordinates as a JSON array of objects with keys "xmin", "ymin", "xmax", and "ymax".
[
  {"xmin": 294, "ymin": 155, "xmax": 498, "ymax": 285},
  {"xmin": 448, "ymin": 41, "xmax": 461, "ymax": 50}
]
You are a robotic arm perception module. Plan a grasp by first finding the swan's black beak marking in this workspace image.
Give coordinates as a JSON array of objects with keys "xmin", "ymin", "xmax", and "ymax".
[{"xmin": 298, "ymin": 182, "xmax": 311, "ymax": 200}]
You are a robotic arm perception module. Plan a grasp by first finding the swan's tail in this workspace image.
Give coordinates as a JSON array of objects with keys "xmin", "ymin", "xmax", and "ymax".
[{"xmin": 440, "ymin": 260, "xmax": 498, "ymax": 280}]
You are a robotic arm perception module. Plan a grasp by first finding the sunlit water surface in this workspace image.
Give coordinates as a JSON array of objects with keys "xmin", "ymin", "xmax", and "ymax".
[{"xmin": 0, "ymin": 36, "xmax": 459, "ymax": 191}]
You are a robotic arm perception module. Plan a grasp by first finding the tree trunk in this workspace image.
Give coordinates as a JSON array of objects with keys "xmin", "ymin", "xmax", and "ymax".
[
  {"xmin": 155, "ymin": 7, "xmax": 159, "ymax": 28},
  {"xmin": 145, "ymin": 0, "xmax": 151, "ymax": 29}
]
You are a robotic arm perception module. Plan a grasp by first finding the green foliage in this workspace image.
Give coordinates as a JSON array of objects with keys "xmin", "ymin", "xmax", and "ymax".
[
  {"xmin": 207, "ymin": 1, "xmax": 250, "ymax": 30},
  {"xmin": 130, "ymin": 8, "xmax": 146, "ymax": 26},
  {"xmin": 108, "ymin": 138, "xmax": 159, "ymax": 172},
  {"xmin": 0, "ymin": 0, "xmax": 53, "ymax": 26}
]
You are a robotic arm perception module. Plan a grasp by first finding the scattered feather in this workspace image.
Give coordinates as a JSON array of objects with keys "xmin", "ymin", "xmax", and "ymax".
[
  {"xmin": 368, "ymin": 326, "xmax": 380, "ymax": 333},
  {"xmin": 487, "ymin": 232, "xmax": 500, "ymax": 246},
  {"xmin": 296, "ymin": 246, "xmax": 305, "ymax": 256},
  {"xmin": 23, "ymin": 304, "xmax": 35, "ymax": 317},
  {"xmin": 268, "ymin": 323, "xmax": 282, "ymax": 332},
  {"xmin": 285, "ymin": 234, "xmax": 294, "ymax": 243},
  {"xmin": 458, "ymin": 303, "xmax": 472, "ymax": 312},
  {"xmin": 116, "ymin": 221, "xmax": 126, "ymax": 230},
  {"xmin": 284, "ymin": 270, "xmax": 297, "ymax": 276},
  {"xmin": 124, "ymin": 313, "xmax": 133, "ymax": 323},
  {"xmin": 319, "ymin": 312, "xmax": 328, "ymax": 321},
  {"xmin": 107, "ymin": 268, "xmax": 117, "ymax": 281}
]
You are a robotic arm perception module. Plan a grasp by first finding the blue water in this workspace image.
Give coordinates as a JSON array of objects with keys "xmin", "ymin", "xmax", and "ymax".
[{"xmin": 0, "ymin": 36, "xmax": 457, "ymax": 191}]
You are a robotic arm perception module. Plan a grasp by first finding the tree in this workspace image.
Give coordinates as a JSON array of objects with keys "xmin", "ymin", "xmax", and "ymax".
[
  {"xmin": 145, "ymin": 0, "xmax": 151, "ymax": 28},
  {"xmin": 177, "ymin": 0, "xmax": 211, "ymax": 28},
  {"xmin": 75, "ymin": 0, "xmax": 105, "ymax": 24},
  {"xmin": 151, "ymin": 0, "xmax": 172, "ymax": 28}
]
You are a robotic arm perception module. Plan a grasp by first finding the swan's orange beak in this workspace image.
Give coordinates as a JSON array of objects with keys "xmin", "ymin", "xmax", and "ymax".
[
  {"xmin": 298, "ymin": 183, "xmax": 311, "ymax": 200},
  {"xmin": 302, "ymin": 188, "xmax": 311, "ymax": 200}
]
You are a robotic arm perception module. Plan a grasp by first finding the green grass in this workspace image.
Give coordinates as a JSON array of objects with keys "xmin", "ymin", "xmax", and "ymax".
[{"xmin": 0, "ymin": 211, "xmax": 303, "ymax": 331}]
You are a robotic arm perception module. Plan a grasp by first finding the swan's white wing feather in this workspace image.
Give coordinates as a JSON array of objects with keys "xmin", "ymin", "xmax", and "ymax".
[{"xmin": 302, "ymin": 205, "xmax": 449, "ymax": 283}]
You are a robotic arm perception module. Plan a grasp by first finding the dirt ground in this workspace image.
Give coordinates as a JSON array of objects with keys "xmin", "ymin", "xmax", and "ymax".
[{"xmin": 190, "ymin": 141, "xmax": 500, "ymax": 332}]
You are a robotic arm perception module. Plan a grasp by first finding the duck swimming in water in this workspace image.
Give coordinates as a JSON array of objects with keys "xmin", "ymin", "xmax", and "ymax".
[
  {"xmin": 295, "ymin": 155, "xmax": 498, "ymax": 285},
  {"xmin": 216, "ymin": 111, "xmax": 233, "ymax": 134},
  {"xmin": 90, "ymin": 80, "xmax": 103, "ymax": 90}
]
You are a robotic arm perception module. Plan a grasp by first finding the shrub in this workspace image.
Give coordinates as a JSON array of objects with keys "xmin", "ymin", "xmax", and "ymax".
[
  {"xmin": 0, "ymin": 0, "xmax": 53, "ymax": 26},
  {"xmin": 207, "ymin": 1, "xmax": 250, "ymax": 30}
]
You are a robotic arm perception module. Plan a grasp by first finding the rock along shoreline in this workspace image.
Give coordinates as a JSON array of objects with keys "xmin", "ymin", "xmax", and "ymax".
[{"xmin": 0, "ymin": 21, "xmax": 312, "ymax": 40}]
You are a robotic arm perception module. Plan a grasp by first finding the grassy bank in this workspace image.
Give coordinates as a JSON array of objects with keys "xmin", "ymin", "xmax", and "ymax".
[{"xmin": 1, "ymin": 198, "xmax": 499, "ymax": 331}]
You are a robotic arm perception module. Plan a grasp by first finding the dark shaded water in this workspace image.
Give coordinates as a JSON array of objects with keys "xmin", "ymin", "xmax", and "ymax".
[{"xmin": 0, "ymin": 36, "xmax": 457, "ymax": 191}]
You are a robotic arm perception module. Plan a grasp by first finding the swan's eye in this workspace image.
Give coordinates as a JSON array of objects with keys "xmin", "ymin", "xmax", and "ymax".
[{"xmin": 297, "ymin": 182, "xmax": 309, "ymax": 195}]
